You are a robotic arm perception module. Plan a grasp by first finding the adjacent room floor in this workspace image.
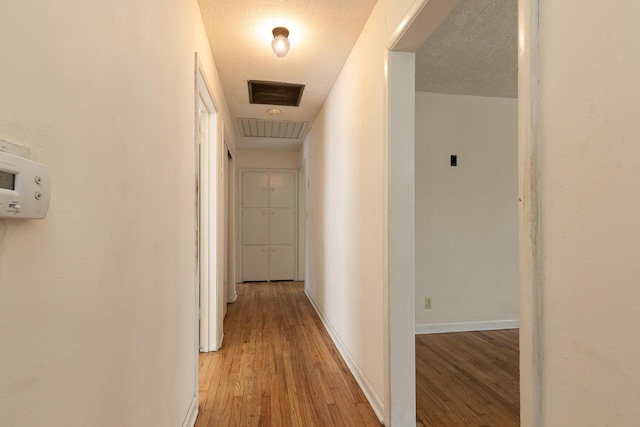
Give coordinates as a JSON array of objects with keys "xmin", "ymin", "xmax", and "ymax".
[
  {"xmin": 416, "ymin": 329, "xmax": 520, "ymax": 426},
  {"xmin": 196, "ymin": 281, "xmax": 381, "ymax": 427}
]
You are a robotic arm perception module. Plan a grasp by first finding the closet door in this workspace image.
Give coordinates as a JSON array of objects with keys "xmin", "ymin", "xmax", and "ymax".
[
  {"xmin": 268, "ymin": 172, "xmax": 296, "ymax": 280},
  {"xmin": 269, "ymin": 209, "xmax": 295, "ymax": 245},
  {"xmin": 242, "ymin": 172, "xmax": 269, "ymax": 207},
  {"xmin": 242, "ymin": 246, "xmax": 269, "ymax": 282},
  {"xmin": 269, "ymin": 172, "xmax": 295, "ymax": 208},
  {"xmin": 241, "ymin": 171, "xmax": 270, "ymax": 281},
  {"xmin": 241, "ymin": 169, "xmax": 296, "ymax": 282},
  {"xmin": 269, "ymin": 246, "xmax": 295, "ymax": 280},
  {"xmin": 242, "ymin": 209, "xmax": 269, "ymax": 245}
]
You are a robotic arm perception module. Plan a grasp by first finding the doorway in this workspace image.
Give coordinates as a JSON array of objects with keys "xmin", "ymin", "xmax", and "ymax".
[
  {"xmin": 412, "ymin": 1, "xmax": 520, "ymax": 423},
  {"xmin": 385, "ymin": 0, "xmax": 539, "ymax": 425}
]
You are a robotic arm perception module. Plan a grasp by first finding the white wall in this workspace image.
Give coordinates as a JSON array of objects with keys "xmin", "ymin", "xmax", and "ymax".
[
  {"xmin": 302, "ymin": 3, "xmax": 388, "ymax": 420},
  {"xmin": 302, "ymin": 1, "xmax": 438, "ymax": 422},
  {"xmin": 415, "ymin": 92, "xmax": 518, "ymax": 330},
  {"xmin": 235, "ymin": 149, "xmax": 300, "ymax": 169},
  {"xmin": 0, "ymin": 2, "xmax": 234, "ymax": 426},
  {"xmin": 536, "ymin": 1, "xmax": 640, "ymax": 424}
]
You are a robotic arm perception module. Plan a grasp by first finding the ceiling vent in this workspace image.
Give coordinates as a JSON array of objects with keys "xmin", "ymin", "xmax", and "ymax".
[
  {"xmin": 238, "ymin": 119, "xmax": 308, "ymax": 139},
  {"xmin": 248, "ymin": 80, "xmax": 305, "ymax": 107}
]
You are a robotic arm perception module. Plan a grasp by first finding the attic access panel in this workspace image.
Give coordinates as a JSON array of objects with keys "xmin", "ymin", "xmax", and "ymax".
[{"xmin": 248, "ymin": 80, "xmax": 305, "ymax": 107}]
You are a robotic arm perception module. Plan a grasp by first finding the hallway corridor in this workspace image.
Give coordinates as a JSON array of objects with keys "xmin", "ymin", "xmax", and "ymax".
[{"xmin": 195, "ymin": 282, "xmax": 381, "ymax": 426}]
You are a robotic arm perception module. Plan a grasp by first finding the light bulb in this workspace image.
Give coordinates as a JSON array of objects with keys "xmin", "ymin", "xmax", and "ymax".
[{"xmin": 271, "ymin": 27, "xmax": 290, "ymax": 58}]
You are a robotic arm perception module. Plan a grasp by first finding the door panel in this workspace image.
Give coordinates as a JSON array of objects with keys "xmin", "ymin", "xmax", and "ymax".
[
  {"xmin": 242, "ymin": 172, "xmax": 269, "ymax": 207},
  {"xmin": 269, "ymin": 245, "xmax": 295, "ymax": 280},
  {"xmin": 242, "ymin": 209, "xmax": 269, "ymax": 245},
  {"xmin": 242, "ymin": 245, "xmax": 269, "ymax": 282},
  {"xmin": 241, "ymin": 169, "xmax": 296, "ymax": 282},
  {"xmin": 269, "ymin": 209, "xmax": 295, "ymax": 245},
  {"xmin": 269, "ymin": 172, "xmax": 295, "ymax": 208}
]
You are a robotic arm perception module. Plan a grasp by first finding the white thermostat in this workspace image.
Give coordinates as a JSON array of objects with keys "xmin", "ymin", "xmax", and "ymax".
[{"xmin": 0, "ymin": 150, "xmax": 50, "ymax": 219}]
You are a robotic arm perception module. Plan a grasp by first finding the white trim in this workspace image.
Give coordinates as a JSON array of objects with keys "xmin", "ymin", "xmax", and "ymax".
[
  {"xmin": 305, "ymin": 290, "xmax": 385, "ymax": 424},
  {"xmin": 415, "ymin": 320, "xmax": 520, "ymax": 335},
  {"xmin": 386, "ymin": 0, "xmax": 460, "ymax": 52},
  {"xmin": 191, "ymin": 53, "xmax": 201, "ymax": 424},
  {"xmin": 226, "ymin": 145, "xmax": 237, "ymax": 304},
  {"xmin": 204, "ymin": 328, "xmax": 223, "ymax": 353},
  {"xmin": 196, "ymin": 63, "xmax": 226, "ymax": 354},
  {"xmin": 205, "ymin": 332, "xmax": 223, "ymax": 353},
  {"xmin": 518, "ymin": 0, "xmax": 542, "ymax": 424},
  {"xmin": 384, "ymin": 50, "xmax": 417, "ymax": 427},
  {"xmin": 181, "ymin": 395, "xmax": 199, "ymax": 427},
  {"xmin": 296, "ymin": 166, "xmax": 306, "ymax": 281},
  {"xmin": 216, "ymin": 331, "xmax": 224, "ymax": 352},
  {"xmin": 213, "ymin": 120, "xmax": 226, "ymax": 351}
]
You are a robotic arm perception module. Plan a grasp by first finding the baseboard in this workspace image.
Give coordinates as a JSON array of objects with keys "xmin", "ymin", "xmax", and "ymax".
[
  {"xmin": 304, "ymin": 290, "xmax": 385, "ymax": 423},
  {"xmin": 182, "ymin": 395, "xmax": 198, "ymax": 427},
  {"xmin": 228, "ymin": 284, "xmax": 238, "ymax": 304},
  {"xmin": 213, "ymin": 330, "xmax": 224, "ymax": 351},
  {"xmin": 205, "ymin": 330, "xmax": 224, "ymax": 352},
  {"xmin": 415, "ymin": 319, "xmax": 519, "ymax": 335}
]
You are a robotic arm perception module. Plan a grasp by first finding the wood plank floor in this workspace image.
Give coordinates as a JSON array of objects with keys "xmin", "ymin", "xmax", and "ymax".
[
  {"xmin": 416, "ymin": 329, "xmax": 520, "ymax": 427},
  {"xmin": 196, "ymin": 281, "xmax": 382, "ymax": 427}
]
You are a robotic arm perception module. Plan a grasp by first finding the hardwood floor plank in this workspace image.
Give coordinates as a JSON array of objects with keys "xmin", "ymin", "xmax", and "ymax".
[
  {"xmin": 416, "ymin": 329, "xmax": 520, "ymax": 427},
  {"xmin": 197, "ymin": 281, "xmax": 381, "ymax": 426}
]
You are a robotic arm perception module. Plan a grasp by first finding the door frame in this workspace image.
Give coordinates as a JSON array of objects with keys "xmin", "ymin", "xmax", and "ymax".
[
  {"xmin": 297, "ymin": 162, "xmax": 306, "ymax": 281},
  {"xmin": 187, "ymin": 54, "xmax": 202, "ymax": 427},
  {"xmin": 195, "ymin": 58, "xmax": 225, "ymax": 353},
  {"xmin": 384, "ymin": 0, "xmax": 541, "ymax": 425},
  {"xmin": 224, "ymin": 143, "xmax": 237, "ymax": 304},
  {"xmin": 515, "ymin": 1, "xmax": 542, "ymax": 423}
]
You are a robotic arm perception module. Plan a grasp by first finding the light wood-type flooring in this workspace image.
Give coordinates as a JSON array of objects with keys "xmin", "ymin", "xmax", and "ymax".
[
  {"xmin": 416, "ymin": 329, "xmax": 520, "ymax": 427},
  {"xmin": 195, "ymin": 281, "xmax": 382, "ymax": 427}
]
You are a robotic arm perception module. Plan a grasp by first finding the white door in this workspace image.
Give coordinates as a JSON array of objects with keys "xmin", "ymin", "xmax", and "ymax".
[
  {"xmin": 240, "ymin": 169, "xmax": 297, "ymax": 282},
  {"xmin": 269, "ymin": 245, "xmax": 295, "ymax": 280},
  {"xmin": 269, "ymin": 209, "xmax": 295, "ymax": 245},
  {"xmin": 242, "ymin": 246, "xmax": 269, "ymax": 281},
  {"xmin": 242, "ymin": 172, "xmax": 269, "ymax": 207},
  {"xmin": 269, "ymin": 172, "xmax": 295, "ymax": 208},
  {"xmin": 242, "ymin": 209, "xmax": 269, "ymax": 244}
]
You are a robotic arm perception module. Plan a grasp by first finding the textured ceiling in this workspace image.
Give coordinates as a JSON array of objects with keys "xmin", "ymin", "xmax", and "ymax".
[
  {"xmin": 198, "ymin": 0, "xmax": 377, "ymax": 151},
  {"xmin": 415, "ymin": 0, "xmax": 517, "ymax": 98}
]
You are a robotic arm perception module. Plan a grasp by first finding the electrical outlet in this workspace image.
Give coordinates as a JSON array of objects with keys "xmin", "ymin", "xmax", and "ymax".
[{"xmin": 425, "ymin": 297, "xmax": 432, "ymax": 309}]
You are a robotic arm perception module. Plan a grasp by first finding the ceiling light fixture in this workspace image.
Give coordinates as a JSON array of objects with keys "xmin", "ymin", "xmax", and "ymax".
[
  {"xmin": 267, "ymin": 108, "xmax": 281, "ymax": 116},
  {"xmin": 271, "ymin": 27, "xmax": 290, "ymax": 58}
]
